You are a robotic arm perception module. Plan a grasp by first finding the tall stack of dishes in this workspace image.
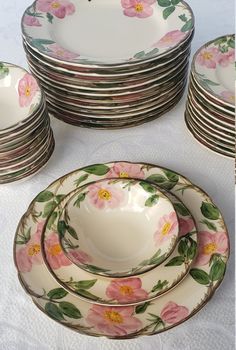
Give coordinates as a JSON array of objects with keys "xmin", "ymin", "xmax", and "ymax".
[
  {"xmin": 185, "ymin": 34, "xmax": 235, "ymax": 158},
  {"xmin": 22, "ymin": 0, "xmax": 194, "ymax": 129}
]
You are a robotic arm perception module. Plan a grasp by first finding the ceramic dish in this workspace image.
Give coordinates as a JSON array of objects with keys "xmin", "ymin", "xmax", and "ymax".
[
  {"xmin": 22, "ymin": 1, "xmax": 194, "ymax": 66},
  {"xmin": 14, "ymin": 162, "xmax": 229, "ymax": 338},
  {"xmin": 192, "ymin": 34, "xmax": 235, "ymax": 108},
  {"xmin": 42, "ymin": 185, "xmax": 197, "ymax": 305}
]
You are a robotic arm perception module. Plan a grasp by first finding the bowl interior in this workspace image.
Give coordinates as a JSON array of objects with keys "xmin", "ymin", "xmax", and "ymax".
[
  {"xmin": 0, "ymin": 63, "xmax": 41, "ymax": 130},
  {"xmin": 59, "ymin": 179, "xmax": 179, "ymax": 276}
]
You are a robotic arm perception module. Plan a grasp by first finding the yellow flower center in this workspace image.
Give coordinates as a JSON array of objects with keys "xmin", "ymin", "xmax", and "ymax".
[
  {"xmin": 119, "ymin": 172, "xmax": 129, "ymax": 178},
  {"xmin": 203, "ymin": 243, "xmax": 217, "ymax": 255},
  {"xmin": 162, "ymin": 222, "xmax": 171, "ymax": 236},
  {"xmin": 135, "ymin": 3, "xmax": 144, "ymax": 12},
  {"xmin": 202, "ymin": 52, "xmax": 213, "ymax": 60},
  {"xmin": 120, "ymin": 285, "xmax": 134, "ymax": 296},
  {"xmin": 48, "ymin": 244, "xmax": 62, "ymax": 256},
  {"xmin": 51, "ymin": 2, "xmax": 61, "ymax": 9},
  {"xmin": 28, "ymin": 244, "xmax": 40, "ymax": 257},
  {"xmin": 25, "ymin": 86, "xmax": 31, "ymax": 97},
  {"xmin": 104, "ymin": 311, "xmax": 123, "ymax": 324},
  {"xmin": 98, "ymin": 189, "xmax": 112, "ymax": 201},
  {"xmin": 228, "ymin": 95, "xmax": 235, "ymax": 102}
]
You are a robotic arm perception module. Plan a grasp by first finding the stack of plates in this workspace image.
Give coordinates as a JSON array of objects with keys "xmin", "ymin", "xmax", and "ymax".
[
  {"xmin": 22, "ymin": 0, "xmax": 194, "ymax": 129},
  {"xmin": 185, "ymin": 34, "xmax": 235, "ymax": 158},
  {"xmin": 14, "ymin": 161, "xmax": 229, "ymax": 339},
  {"xmin": 0, "ymin": 62, "xmax": 54, "ymax": 184}
]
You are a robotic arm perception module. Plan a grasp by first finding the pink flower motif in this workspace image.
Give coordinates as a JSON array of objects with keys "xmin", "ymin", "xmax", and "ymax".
[
  {"xmin": 121, "ymin": 0, "xmax": 156, "ymax": 18},
  {"xmin": 221, "ymin": 91, "xmax": 235, "ymax": 104},
  {"xmin": 179, "ymin": 217, "xmax": 195, "ymax": 237},
  {"xmin": 88, "ymin": 182, "xmax": 124, "ymax": 210},
  {"xmin": 15, "ymin": 222, "xmax": 44, "ymax": 273},
  {"xmin": 106, "ymin": 278, "xmax": 148, "ymax": 303},
  {"xmin": 106, "ymin": 163, "xmax": 145, "ymax": 179},
  {"xmin": 18, "ymin": 73, "xmax": 39, "ymax": 108},
  {"xmin": 153, "ymin": 30, "xmax": 186, "ymax": 48},
  {"xmin": 67, "ymin": 249, "xmax": 92, "ymax": 265},
  {"xmin": 36, "ymin": 0, "xmax": 75, "ymax": 19},
  {"xmin": 47, "ymin": 43, "xmax": 79, "ymax": 60},
  {"xmin": 195, "ymin": 231, "xmax": 228, "ymax": 266},
  {"xmin": 44, "ymin": 233, "xmax": 72, "ymax": 269},
  {"xmin": 154, "ymin": 211, "xmax": 178, "ymax": 245},
  {"xmin": 217, "ymin": 48, "xmax": 235, "ymax": 67},
  {"xmin": 196, "ymin": 47, "xmax": 219, "ymax": 69},
  {"xmin": 161, "ymin": 301, "xmax": 189, "ymax": 324},
  {"xmin": 86, "ymin": 305, "xmax": 142, "ymax": 336},
  {"xmin": 23, "ymin": 15, "xmax": 42, "ymax": 27}
]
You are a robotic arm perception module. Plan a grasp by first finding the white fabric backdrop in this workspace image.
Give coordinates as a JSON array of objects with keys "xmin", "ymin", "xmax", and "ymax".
[{"xmin": 0, "ymin": 1, "xmax": 235, "ymax": 349}]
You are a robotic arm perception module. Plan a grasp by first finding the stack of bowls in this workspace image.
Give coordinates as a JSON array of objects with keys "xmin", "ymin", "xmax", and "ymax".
[
  {"xmin": 0, "ymin": 62, "xmax": 54, "ymax": 184},
  {"xmin": 185, "ymin": 34, "xmax": 235, "ymax": 158},
  {"xmin": 14, "ymin": 161, "xmax": 230, "ymax": 339},
  {"xmin": 22, "ymin": 0, "xmax": 194, "ymax": 129}
]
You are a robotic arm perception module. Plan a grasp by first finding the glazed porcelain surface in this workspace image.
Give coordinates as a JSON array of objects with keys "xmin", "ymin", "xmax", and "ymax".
[{"xmin": 14, "ymin": 162, "xmax": 229, "ymax": 339}]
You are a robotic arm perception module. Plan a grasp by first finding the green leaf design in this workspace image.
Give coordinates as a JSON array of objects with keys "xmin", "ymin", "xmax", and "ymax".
[
  {"xmin": 76, "ymin": 289, "xmax": 100, "ymax": 301},
  {"xmin": 134, "ymin": 51, "xmax": 145, "ymax": 59},
  {"xmin": 83, "ymin": 164, "xmax": 110, "ymax": 176},
  {"xmin": 36, "ymin": 191, "xmax": 54, "ymax": 202},
  {"xmin": 190, "ymin": 268, "xmax": 210, "ymax": 285},
  {"xmin": 158, "ymin": 0, "xmax": 171, "ymax": 6},
  {"xmin": 139, "ymin": 181, "xmax": 156, "ymax": 194},
  {"xmin": 46, "ymin": 12, "xmax": 53, "ymax": 23},
  {"xmin": 148, "ymin": 249, "xmax": 162, "ymax": 265},
  {"xmin": 47, "ymin": 288, "xmax": 68, "ymax": 300},
  {"xmin": 165, "ymin": 256, "xmax": 185, "ymax": 266},
  {"xmin": 174, "ymin": 203, "xmax": 190, "ymax": 216},
  {"xmin": 179, "ymin": 14, "xmax": 187, "ymax": 22},
  {"xmin": 45, "ymin": 302, "xmax": 65, "ymax": 321},
  {"xmin": 145, "ymin": 195, "xmax": 159, "ymax": 207},
  {"xmin": 74, "ymin": 193, "xmax": 87, "ymax": 208},
  {"xmin": 144, "ymin": 48, "xmax": 159, "ymax": 58},
  {"xmin": 67, "ymin": 226, "xmax": 78, "ymax": 240},
  {"xmin": 57, "ymin": 221, "xmax": 67, "ymax": 238},
  {"xmin": 59, "ymin": 302, "xmax": 82, "ymax": 319},
  {"xmin": 163, "ymin": 170, "xmax": 179, "ymax": 183},
  {"xmin": 201, "ymin": 202, "xmax": 220, "ymax": 220},
  {"xmin": 151, "ymin": 280, "xmax": 169, "ymax": 293},
  {"xmin": 43, "ymin": 201, "xmax": 57, "ymax": 218},
  {"xmin": 163, "ymin": 6, "xmax": 175, "ymax": 19},
  {"xmin": 171, "ymin": 0, "xmax": 181, "ymax": 5},
  {"xmin": 72, "ymin": 280, "xmax": 97, "ymax": 290},
  {"xmin": 86, "ymin": 265, "xmax": 110, "ymax": 273},
  {"xmin": 0, "ymin": 63, "xmax": 9, "ymax": 79},
  {"xmin": 47, "ymin": 212, "xmax": 57, "ymax": 230},
  {"xmin": 178, "ymin": 239, "xmax": 189, "ymax": 256},
  {"xmin": 146, "ymin": 173, "xmax": 178, "ymax": 191},
  {"xmin": 187, "ymin": 238, "xmax": 197, "ymax": 260},
  {"xmin": 228, "ymin": 37, "xmax": 235, "ymax": 48},
  {"xmin": 31, "ymin": 38, "xmax": 55, "ymax": 51},
  {"xmin": 181, "ymin": 19, "xmax": 193, "ymax": 32},
  {"xmin": 75, "ymin": 174, "xmax": 89, "ymax": 187},
  {"xmin": 146, "ymin": 174, "xmax": 166, "ymax": 184},
  {"xmin": 201, "ymin": 219, "xmax": 217, "ymax": 231},
  {"xmin": 55, "ymin": 195, "xmax": 66, "ymax": 204},
  {"xmin": 135, "ymin": 302, "xmax": 152, "ymax": 314},
  {"xmin": 209, "ymin": 259, "xmax": 226, "ymax": 282},
  {"xmin": 16, "ymin": 228, "xmax": 31, "ymax": 245}
]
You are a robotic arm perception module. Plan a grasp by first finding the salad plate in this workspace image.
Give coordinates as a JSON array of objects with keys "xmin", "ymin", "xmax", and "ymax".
[
  {"xmin": 14, "ymin": 161, "xmax": 229, "ymax": 338},
  {"xmin": 22, "ymin": 0, "xmax": 194, "ymax": 66}
]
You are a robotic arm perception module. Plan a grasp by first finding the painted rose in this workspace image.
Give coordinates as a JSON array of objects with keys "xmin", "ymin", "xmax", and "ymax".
[
  {"xmin": 47, "ymin": 43, "xmax": 79, "ymax": 60},
  {"xmin": 36, "ymin": 0, "xmax": 75, "ymax": 19},
  {"xmin": 45, "ymin": 232, "xmax": 72, "ymax": 269},
  {"xmin": 196, "ymin": 47, "xmax": 219, "ymax": 69},
  {"xmin": 15, "ymin": 222, "xmax": 44, "ymax": 273},
  {"xmin": 88, "ymin": 182, "xmax": 124, "ymax": 209},
  {"xmin": 68, "ymin": 249, "xmax": 92, "ymax": 265},
  {"xmin": 154, "ymin": 212, "xmax": 178, "ymax": 245},
  {"xmin": 106, "ymin": 163, "xmax": 145, "ymax": 179},
  {"xmin": 23, "ymin": 15, "xmax": 42, "ymax": 27},
  {"xmin": 195, "ymin": 231, "xmax": 228, "ymax": 266},
  {"xmin": 217, "ymin": 48, "xmax": 235, "ymax": 67},
  {"xmin": 153, "ymin": 30, "xmax": 186, "ymax": 48},
  {"xmin": 86, "ymin": 305, "xmax": 142, "ymax": 336},
  {"xmin": 121, "ymin": 0, "xmax": 156, "ymax": 18},
  {"xmin": 18, "ymin": 73, "xmax": 39, "ymax": 108},
  {"xmin": 106, "ymin": 278, "xmax": 148, "ymax": 303},
  {"xmin": 179, "ymin": 217, "xmax": 195, "ymax": 237},
  {"xmin": 161, "ymin": 301, "xmax": 189, "ymax": 324},
  {"xmin": 221, "ymin": 90, "xmax": 235, "ymax": 104}
]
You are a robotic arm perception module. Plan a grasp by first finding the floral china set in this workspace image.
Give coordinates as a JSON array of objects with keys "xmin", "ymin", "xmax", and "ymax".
[
  {"xmin": 14, "ymin": 162, "xmax": 229, "ymax": 339},
  {"xmin": 185, "ymin": 34, "xmax": 235, "ymax": 158}
]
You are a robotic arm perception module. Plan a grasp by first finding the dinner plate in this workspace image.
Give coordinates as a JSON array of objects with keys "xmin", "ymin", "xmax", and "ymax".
[
  {"xmin": 22, "ymin": 1, "xmax": 194, "ymax": 66},
  {"xmin": 14, "ymin": 161, "xmax": 229, "ymax": 338}
]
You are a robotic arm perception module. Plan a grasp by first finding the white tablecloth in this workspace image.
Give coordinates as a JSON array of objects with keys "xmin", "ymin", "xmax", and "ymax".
[{"xmin": 0, "ymin": 1, "xmax": 235, "ymax": 349}]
